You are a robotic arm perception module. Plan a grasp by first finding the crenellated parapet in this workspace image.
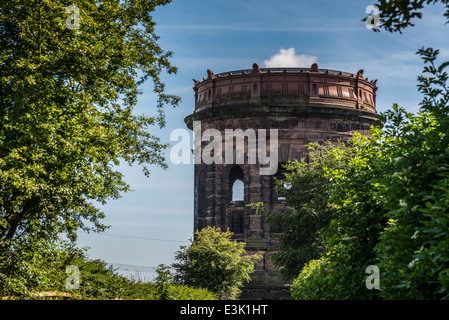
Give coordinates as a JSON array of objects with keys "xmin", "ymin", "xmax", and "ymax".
[{"xmin": 190, "ymin": 63, "xmax": 378, "ymax": 116}]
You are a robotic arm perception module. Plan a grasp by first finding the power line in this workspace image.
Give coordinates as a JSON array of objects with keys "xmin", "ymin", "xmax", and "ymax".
[
  {"xmin": 110, "ymin": 263, "xmax": 158, "ymax": 274},
  {"xmin": 84, "ymin": 232, "xmax": 190, "ymax": 244},
  {"xmin": 77, "ymin": 232, "xmax": 186, "ymax": 275},
  {"xmin": 111, "ymin": 263, "xmax": 157, "ymax": 270},
  {"xmin": 108, "ymin": 262, "xmax": 176, "ymax": 275}
]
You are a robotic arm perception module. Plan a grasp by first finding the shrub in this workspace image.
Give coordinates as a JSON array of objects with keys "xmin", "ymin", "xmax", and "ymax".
[
  {"xmin": 173, "ymin": 226, "xmax": 261, "ymax": 299},
  {"xmin": 291, "ymin": 260, "xmax": 329, "ymax": 300}
]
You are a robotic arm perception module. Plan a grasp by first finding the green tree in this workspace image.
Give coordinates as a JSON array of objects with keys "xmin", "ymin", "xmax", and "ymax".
[
  {"xmin": 290, "ymin": 0, "xmax": 449, "ymax": 300},
  {"xmin": 288, "ymin": 130, "xmax": 387, "ymax": 299},
  {"xmin": 290, "ymin": 259, "xmax": 330, "ymax": 300},
  {"xmin": 0, "ymin": 237, "xmax": 217, "ymax": 299},
  {"xmin": 317, "ymin": 131, "xmax": 388, "ymax": 299},
  {"xmin": 154, "ymin": 264, "xmax": 174, "ymax": 300},
  {"xmin": 259, "ymin": 142, "xmax": 345, "ymax": 281},
  {"xmin": 0, "ymin": 232, "xmax": 81, "ymax": 297},
  {"xmin": 368, "ymin": 0, "xmax": 449, "ymax": 300},
  {"xmin": 0, "ymin": 0, "xmax": 180, "ymax": 242},
  {"xmin": 283, "ymin": 0, "xmax": 449, "ymax": 300},
  {"xmin": 290, "ymin": 48, "xmax": 449, "ymax": 300},
  {"xmin": 172, "ymin": 226, "xmax": 261, "ymax": 300},
  {"xmin": 369, "ymin": 0, "xmax": 449, "ymax": 33},
  {"xmin": 374, "ymin": 48, "xmax": 449, "ymax": 299}
]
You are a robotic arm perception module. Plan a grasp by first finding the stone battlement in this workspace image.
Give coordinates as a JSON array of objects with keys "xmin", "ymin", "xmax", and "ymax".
[{"xmin": 192, "ymin": 63, "xmax": 378, "ymax": 115}]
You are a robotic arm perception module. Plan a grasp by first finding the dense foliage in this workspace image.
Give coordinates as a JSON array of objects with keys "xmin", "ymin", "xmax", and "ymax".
[
  {"xmin": 0, "ymin": 0, "xmax": 180, "ymax": 243},
  {"xmin": 0, "ymin": 234, "xmax": 215, "ymax": 300},
  {"xmin": 375, "ymin": 48, "xmax": 449, "ymax": 299},
  {"xmin": 262, "ymin": 143, "xmax": 345, "ymax": 281},
  {"xmin": 0, "ymin": 233, "xmax": 79, "ymax": 297},
  {"xmin": 0, "ymin": 2, "xmax": 259, "ymax": 300},
  {"xmin": 283, "ymin": 48, "xmax": 449, "ymax": 300},
  {"xmin": 0, "ymin": 0, "xmax": 206, "ymax": 299},
  {"xmin": 265, "ymin": 1, "xmax": 449, "ymax": 300},
  {"xmin": 172, "ymin": 226, "xmax": 261, "ymax": 300}
]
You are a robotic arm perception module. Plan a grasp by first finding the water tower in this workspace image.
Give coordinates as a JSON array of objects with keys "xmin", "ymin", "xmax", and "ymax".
[{"xmin": 185, "ymin": 62, "xmax": 380, "ymax": 299}]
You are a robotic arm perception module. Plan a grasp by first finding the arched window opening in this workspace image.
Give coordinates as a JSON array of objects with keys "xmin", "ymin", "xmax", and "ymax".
[
  {"xmin": 229, "ymin": 165, "xmax": 244, "ymax": 202},
  {"xmin": 232, "ymin": 180, "xmax": 244, "ymax": 201}
]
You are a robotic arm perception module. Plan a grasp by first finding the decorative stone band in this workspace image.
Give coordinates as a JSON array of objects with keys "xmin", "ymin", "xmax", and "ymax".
[{"xmin": 185, "ymin": 103, "xmax": 381, "ymax": 131}]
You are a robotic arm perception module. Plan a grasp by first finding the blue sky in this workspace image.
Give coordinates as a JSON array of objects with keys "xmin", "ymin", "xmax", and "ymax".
[{"xmin": 76, "ymin": 0, "xmax": 449, "ymax": 278}]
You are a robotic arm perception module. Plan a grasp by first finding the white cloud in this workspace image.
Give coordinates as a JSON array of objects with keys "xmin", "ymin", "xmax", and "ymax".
[{"xmin": 264, "ymin": 48, "xmax": 318, "ymax": 68}]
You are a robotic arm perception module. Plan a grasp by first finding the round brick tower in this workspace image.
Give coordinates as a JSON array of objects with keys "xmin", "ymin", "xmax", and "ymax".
[{"xmin": 184, "ymin": 63, "xmax": 380, "ymax": 299}]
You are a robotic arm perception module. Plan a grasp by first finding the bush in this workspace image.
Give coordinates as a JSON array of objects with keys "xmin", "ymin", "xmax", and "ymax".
[
  {"xmin": 0, "ymin": 235, "xmax": 216, "ymax": 300},
  {"xmin": 260, "ymin": 143, "xmax": 342, "ymax": 281},
  {"xmin": 0, "ymin": 234, "xmax": 81, "ymax": 298},
  {"xmin": 289, "ymin": 48, "xmax": 449, "ymax": 300},
  {"xmin": 173, "ymin": 226, "xmax": 261, "ymax": 299},
  {"xmin": 291, "ymin": 260, "xmax": 330, "ymax": 300}
]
